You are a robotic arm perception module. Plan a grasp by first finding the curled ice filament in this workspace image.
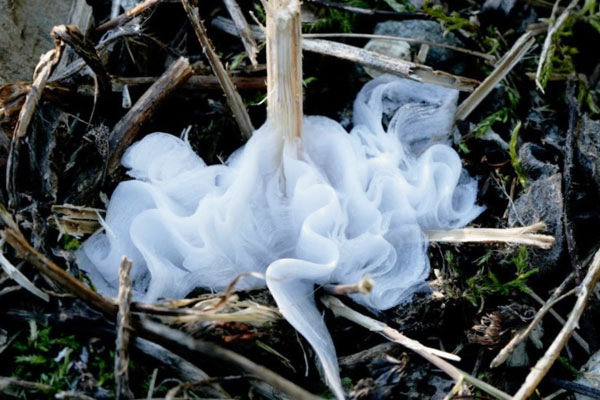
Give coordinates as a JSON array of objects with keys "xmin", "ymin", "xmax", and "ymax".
[{"xmin": 78, "ymin": 75, "xmax": 484, "ymax": 399}]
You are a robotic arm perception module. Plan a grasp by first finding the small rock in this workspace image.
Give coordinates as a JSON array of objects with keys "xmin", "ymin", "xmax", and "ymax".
[
  {"xmin": 518, "ymin": 142, "xmax": 560, "ymax": 181},
  {"xmin": 363, "ymin": 39, "xmax": 411, "ymax": 78},
  {"xmin": 369, "ymin": 20, "xmax": 463, "ymax": 70},
  {"xmin": 508, "ymin": 174, "xmax": 564, "ymax": 270},
  {"xmin": 481, "ymin": 0, "xmax": 516, "ymax": 16}
]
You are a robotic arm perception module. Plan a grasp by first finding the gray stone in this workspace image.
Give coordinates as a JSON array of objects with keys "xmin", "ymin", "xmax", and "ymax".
[
  {"xmin": 508, "ymin": 174, "xmax": 564, "ymax": 270},
  {"xmin": 363, "ymin": 39, "xmax": 411, "ymax": 78},
  {"xmin": 372, "ymin": 20, "xmax": 463, "ymax": 68}
]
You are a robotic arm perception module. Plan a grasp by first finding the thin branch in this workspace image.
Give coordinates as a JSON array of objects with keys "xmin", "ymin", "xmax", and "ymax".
[
  {"xmin": 490, "ymin": 272, "xmax": 576, "ymax": 368},
  {"xmin": 51, "ymin": 25, "xmax": 111, "ymax": 105},
  {"xmin": 222, "ymin": 0, "xmax": 259, "ymax": 66},
  {"xmin": 455, "ymin": 31, "xmax": 535, "ymax": 121},
  {"xmin": 181, "ymin": 0, "xmax": 255, "ymax": 139},
  {"xmin": 301, "ymin": 39, "xmax": 479, "ymax": 92},
  {"xmin": 107, "ymin": 57, "xmax": 193, "ymax": 175},
  {"xmin": 138, "ymin": 318, "xmax": 323, "ymax": 400},
  {"xmin": 513, "ymin": 247, "xmax": 600, "ymax": 400},
  {"xmin": 0, "ymin": 240, "xmax": 49, "ymax": 302},
  {"xmin": 115, "ymin": 257, "xmax": 134, "ymax": 400},
  {"xmin": 426, "ymin": 222, "xmax": 555, "ymax": 249},
  {"xmin": 321, "ymin": 295, "xmax": 512, "ymax": 400},
  {"xmin": 95, "ymin": 0, "xmax": 163, "ymax": 33},
  {"xmin": 303, "ymin": 33, "xmax": 496, "ymax": 62}
]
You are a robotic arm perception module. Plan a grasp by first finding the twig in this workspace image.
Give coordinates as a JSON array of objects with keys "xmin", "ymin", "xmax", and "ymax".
[
  {"xmin": 303, "ymin": 33, "xmax": 496, "ymax": 61},
  {"xmin": 513, "ymin": 247, "xmax": 600, "ymax": 400},
  {"xmin": 95, "ymin": 0, "xmax": 163, "ymax": 33},
  {"xmin": 0, "ymin": 205, "xmax": 117, "ymax": 316},
  {"xmin": 211, "ymin": 16, "xmax": 480, "ymax": 92},
  {"xmin": 527, "ymin": 288, "xmax": 589, "ymax": 353},
  {"xmin": 264, "ymin": 0, "xmax": 303, "ymax": 141},
  {"xmin": 0, "ymin": 239, "xmax": 49, "ymax": 302},
  {"xmin": 302, "ymin": 39, "xmax": 479, "ymax": 92},
  {"xmin": 107, "ymin": 56, "xmax": 193, "ymax": 175},
  {"xmin": 490, "ymin": 272, "xmax": 576, "ymax": 368},
  {"xmin": 138, "ymin": 318, "xmax": 323, "ymax": 400},
  {"xmin": 223, "ymin": 0, "xmax": 259, "ymax": 66},
  {"xmin": 115, "ymin": 257, "xmax": 134, "ymax": 400},
  {"xmin": 426, "ymin": 222, "xmax": 555, "ymax": 249},
  {"xmin": 535, "ymin": 0, "xmax": 579, "ymax": 92},
  {"xmin": 181, "ymin": 0, "xmax": 254, "ymax": 139},
  {"xmin": 6, "ymin": 44, "xmax": 64, "ymax": 208},
  {"xmin": 455, "ymin": 31, "xmax": 535, "ymax": 121},
  {"xmin": 321, "ymin": 295, "xmax": 512, "ymax": 400},
  {"xmin": 51, "ymin": 25, "xmax": 111, "ymax": 109}
]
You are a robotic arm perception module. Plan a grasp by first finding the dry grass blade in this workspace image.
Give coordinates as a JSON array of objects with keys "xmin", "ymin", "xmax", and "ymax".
[
  {"xmin": 426, "ymin": 222, "xmax": 555, "ymax": 249},
  {"xmin": 321, "ymin": 295, "xmax": 512, "ymax": 400},
  {"xmin": 513, "ymin": 247, "xmax": 600, "ymax": 399},
  {"xmin": 535, "ymin": 0, "xmax": 579, "ymax": 92},
  {"xmin": 0, "ymin": 239, "xmax": 49, "ymax": 302},
  {"xmin": 115, "ymin": 257, "xmax": 134, "ymax": 400},
  {"xmin": 50, "ymin": 204, "xmax": 104, "ymax": 237},
  {"xmin": 455, "ymin": 31, "xmax": 535, "ymax": 121},
  {"xmin": 181, "ymin": 0, "xmax": 255, "ymax": 139}
]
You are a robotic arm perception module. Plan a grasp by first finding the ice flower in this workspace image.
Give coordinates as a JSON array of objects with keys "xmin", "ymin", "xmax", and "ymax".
[{"xmin": 77, "ymin": 2, "xmax": 483, "ymax": 397}]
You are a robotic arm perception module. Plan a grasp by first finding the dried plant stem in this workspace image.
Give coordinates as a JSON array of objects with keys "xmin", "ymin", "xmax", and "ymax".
[
  {"xmin": 324, "ymin": 275, "xmax": 374, "ymax": 295},
  {"xmin": 455, "ymin": 31, "xmax": 535, "ymax": 121},
  {"xmin": 0, "ymin": 239, "xmax": 49, "ymax": 302},
  {"xmin": 223, "ymin": 0, "xmax": 259, "ymax": 66},
  {"xmin": 264, "ymin": 0, "xmax": 303, "ymax": 141},
  {"xmin": 139, "ymin": 318, "xmax": 323, "ymax": 400},
  {"xmin": 535, "ymin": 0, "xmax": 579, "ymax": 92},
  {"xmin": 181, "ymin": 0, "xmax": 254, "ymax": 139},
  {"xmin": 51, "ymin": 25, "xmax": 111, "ymax": 103},
  {"xmin": 303, "ymin": 33, "xmax": 496, "ymax": 62},
  {"xmin": 302, "ymin": 39, "xmax": 479, "ymax": 92},
  {"xmin": 107, "ymin": 57, "xmax": 193, "ymax": 175},
  {"xmin": 527, "ymin": 287, "xmax": 589, "ymax": 353},
  {"xmin": 490, "ymin": 272, "xmax": 577, "ymax": 368},
  {"xmin": 513, "ymin": 248, "xmax": 600, "ymax": 400},
  {"xmin": 95, "ymin": 0, "xmax": 163, "ymax": 33},
  {"xmin": 426, "ymin": 222, "xmax": 555, "ymax": 249},
  {"xmin": 321, "ymin": 295, "xmax": 512, "ymax": 400},
  {"xmin": 115, "ymin": 257, "xmax": 134, "ymax": 400},
  {"xmin": 0, "ymin": 205, "xmax": 117, "ymax": 316},
  {"xmin": 7, "ymin": 44, "xmax": 64, "ymax": 208}
]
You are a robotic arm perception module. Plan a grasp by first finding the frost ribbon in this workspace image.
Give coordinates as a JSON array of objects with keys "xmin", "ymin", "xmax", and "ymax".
[{"xmin": 78, "ymin": 75, "xmax": 484, "ymax": 398}]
